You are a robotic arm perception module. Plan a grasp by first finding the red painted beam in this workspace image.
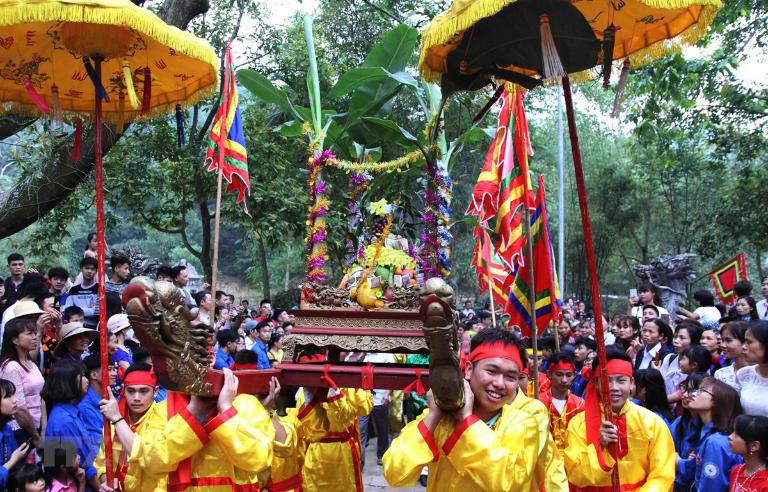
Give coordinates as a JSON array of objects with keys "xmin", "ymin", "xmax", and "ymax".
[{"xmin": 202, "ymin": 364, "xmax": 431, "ymax": 394}]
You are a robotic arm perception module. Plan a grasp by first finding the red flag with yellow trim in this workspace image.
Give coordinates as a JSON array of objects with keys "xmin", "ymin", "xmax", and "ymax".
[
  {"xmin": 466, "ymin": 90, "xmax": 511, "ymax": 225},
  {"xmin": 496, "ymin": 89, "xmax": 535, "ymax": 270},
  {"xmin": 709, "ymin": 253, "xmax": 748, "ymax": 303},
  {"xmin": 472, "ymin": 227, "xmax": 509, "ymax": 308}
]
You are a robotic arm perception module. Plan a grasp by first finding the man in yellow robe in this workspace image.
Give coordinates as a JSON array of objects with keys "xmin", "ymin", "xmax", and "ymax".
[
  {"xmin": 290, "ymin": 350, "xmax": 373, "ymax": 492},
  {"xmin": 564, "ymin": 347, "xmax": 675, "ymax": 491},
  {"xmin": 95, "ymin": 363, "xmax": 169, "ymax": 491},
  {"xmin": 98, "ymin": 367, "xmax": 295, "ymax": 491},
  {"xmin": 508, "ymin": 384, "xmax": 568, "ymax": 491},
  {"xmin": 383, "ymin": 327, "xmax": 540, "ymax": 491}
]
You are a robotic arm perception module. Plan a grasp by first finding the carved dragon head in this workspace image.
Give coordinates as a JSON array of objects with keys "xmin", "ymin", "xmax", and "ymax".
[{"xmin": 122, "ymin": 277, "xmax": 214, "ymax": 395}]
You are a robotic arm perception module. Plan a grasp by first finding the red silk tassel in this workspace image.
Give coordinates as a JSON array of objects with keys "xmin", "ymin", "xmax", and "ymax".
[
  {"xmin": 23, "ymin": 79, "xmax": 49, "ymax": 114},
  {"xmin": 141, "ymin": 67, "xmax": 151, "ymax": 114},
  {"xmin": 71, "ymin": 118, "xmax": 83, "ymax": 160}
]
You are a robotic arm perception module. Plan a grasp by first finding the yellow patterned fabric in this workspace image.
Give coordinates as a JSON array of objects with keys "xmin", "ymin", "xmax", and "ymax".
[
  {"xmin": 0, "ymin": 0, "xmax": 217, "ymax": 122},
  {"xmin": 508, "ymin": 390, "xmax": 568, "ymax": 492},
  {"xmin": 564, "ymin": 400, "xmax": 675, "ymax": 491},
  {"xmin": 383, "ymin": 404, "xmax": 539, "ymax": 491},
  {"xmin": 296, "ymin": 388, "xmax": 373, "ymax": 492},
  {"xmin": 418, "ymin": 0, "xmax": 721, "ymax": 83},
  {"xmin": 133, "ymin": 394, "xmax": 290, "ymax": 491},
  {"xmin": 94, "ymin": 400, "xmax": 168, "ymax": 492}
]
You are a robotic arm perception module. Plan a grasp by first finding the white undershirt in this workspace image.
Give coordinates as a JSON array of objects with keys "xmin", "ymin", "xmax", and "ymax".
[{"xmin": 552, "ymin": 397, "xmax": 567, "ymax": 414}]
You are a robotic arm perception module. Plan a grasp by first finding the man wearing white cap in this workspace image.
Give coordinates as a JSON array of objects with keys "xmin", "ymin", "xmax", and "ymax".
[
  {"xmin": 107, "ymin": 314, "xmax": 134, "ymax": 370},
  {"xmin": 54, "ymin": 322, "xmax": 98, "ymax": 362}
]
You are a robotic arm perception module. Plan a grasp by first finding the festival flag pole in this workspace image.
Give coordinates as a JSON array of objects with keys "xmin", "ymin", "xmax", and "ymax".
[
  {"xmin": 523, "ymin": 185, "xmax": 539, "ymax": 398},
  {"xmin": 480, "ymin": 231, "xmax": 498, "ymax": 327},
  {"xmin": 562, "ymin": 75, "xmax": 620, "ymax": 492},
  {"xmin": 209, "ymin": 43, "xmax": 234, "ymax": 329}
]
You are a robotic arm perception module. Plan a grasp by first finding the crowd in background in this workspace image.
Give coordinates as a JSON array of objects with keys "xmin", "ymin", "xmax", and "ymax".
[{"xmin": 1, "ymin": 238, "xmax": 767, "ymax": 490}]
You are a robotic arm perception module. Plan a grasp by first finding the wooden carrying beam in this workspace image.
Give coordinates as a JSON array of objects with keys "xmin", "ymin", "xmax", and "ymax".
[{"xmin": 201, "ymin": 363, "xmax": 431, "ymax": 395}]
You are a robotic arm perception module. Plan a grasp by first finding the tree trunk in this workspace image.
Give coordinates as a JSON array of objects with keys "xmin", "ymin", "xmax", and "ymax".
[
  {"xmin": 0, "ymin": 0, "xmax": 210, "ymax": 239},
  {"xmin": 258, "ymin": 235, "xmax": 271, "ymax": 299},
  {"xmin": 284, "ymin": 243, "xmax": 291, "ymax": 291}
]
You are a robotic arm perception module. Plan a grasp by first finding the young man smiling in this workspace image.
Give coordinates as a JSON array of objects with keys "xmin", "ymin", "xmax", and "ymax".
[
  {"xmin": 383, "ymin": 328, "xmax": 539, "ymax": 490},
  {"xmin": 563, "ymin": 347, "xmax": 675, "ymax": 490}
]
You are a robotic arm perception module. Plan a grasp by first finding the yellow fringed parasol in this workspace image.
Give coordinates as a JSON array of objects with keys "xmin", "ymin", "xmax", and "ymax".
[
  {"xmin": 0, "ymin": 1, "xmax": 218, "ymax": 485},
  {"xmin": 0, "ymin": 0, "xmax": 218, "ymax": 123},
  {"xmin": 419, "ymin": 0, "xmax": 721, "ymax": 85}
]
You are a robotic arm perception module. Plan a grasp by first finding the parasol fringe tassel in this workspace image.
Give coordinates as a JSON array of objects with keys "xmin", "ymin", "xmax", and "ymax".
[
  {"xmin": 122, "ymin": 60, "xmax": 140, "ymax": 109},
  {"xmin": 82, "ymin": 57, "xmax": 110, "ymax": 102},
  {"xmin": 611, "ymin": 60, "xmax": 631, "ymax": 118},
  {"xmin": 117, "ymin": 93, "xmax": 126, "ymax": 134},
  {"xmin": 540, "ymin": 14, "xmax": 566, "ymax": 81},
  {"xmin": 602, "ymin": 25, "xmax": 616, "ymax": 88},
  {"xmin": 141, "ymin": 67, "xmax": 152, "ymax": 114},
  {"xmin": 23, "ymin": 79, "xmax": 50, "ymax": 114},
  {"xmin": 51, "ymin": 84, "xmax": 63, "ymax": 125},
  {"xmin": 175, "ymin": 104, "xmax": 185, "ymax": 147},
  {"xmin": 71, "ymin": 118, "xmax": 83, "ymax": 161},
  {"xmin": 417, "ymin": 0, "xmax": 719, "ymax": 85}
]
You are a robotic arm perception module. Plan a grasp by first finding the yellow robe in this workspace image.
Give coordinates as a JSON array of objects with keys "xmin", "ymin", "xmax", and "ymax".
[
  {"xmin": 268, "ymin": 409, "xmax": 304, "ymax": 492},
  {"xmin": 508, "ymin": 390, "xmax": 568, "ymax": 492},
  {"xmin": 296, "ymin": 388, "xmax": 373, "ymax": 492},
  {"xmin": 383, "ymin": 405, "xmax": 539, "ymax": 491},
  {"xmin": 94, "ymin": 401, "xmax": 168, "ymax": 492},
  {"xmin": 564, "ymin": 400, "xmax": 675, "ymax": 491},
  {"xmin": 132, "ymin": 393, "xmax": 294, "ymax": 491}
]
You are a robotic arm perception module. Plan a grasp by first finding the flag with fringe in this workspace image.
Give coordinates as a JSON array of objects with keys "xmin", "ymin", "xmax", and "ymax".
[
  {"xmin": 205, "ymin": 44, "xmax": 250, "ymax": 208},
  {"xmin": 466, "ymin": 89, "xmax": 511, "ymax": 225},
  {"xmin": 709, "ymin": 253, "xmax": 748, "ymax": 303},
  {"xmin": 503, "ymin": 175, "xmax": 562, "ymax": 336},
  {"xmin": 472, "ymin": 227, "xmax": 509, "ymax": 308},
  {"xmin": 495, "ymin": 88, "xmax": 535, "ymax": 271}
]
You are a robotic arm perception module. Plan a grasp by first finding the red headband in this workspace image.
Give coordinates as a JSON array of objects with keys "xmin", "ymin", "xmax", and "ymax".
[
  {"xmin": 593, "ymin": 359, "xmax": 633, "ymax": 380},
  {"xmin": 122, "ymin": 369, "xmax": 157, "ymax": 388},
  {"xmin": 468, "ymin": 341, "xmax": 523, "ymax": 371},
  {"xmin": 548, "ymin": 361, "xmax": 576, "ymax": 373}
]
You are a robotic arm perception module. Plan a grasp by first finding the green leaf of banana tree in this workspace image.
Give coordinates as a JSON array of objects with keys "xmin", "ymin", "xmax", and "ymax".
[
  {"xmin": 237, "ymin": 70, "xmax": 302, "ymax": 122},
  {"xmin": 360, "ymin": 117, "xmax": 419, "ymax": 148},
  {"xmin": 329, "ymin": 67, "xmax": 417, "ymax": 99}
]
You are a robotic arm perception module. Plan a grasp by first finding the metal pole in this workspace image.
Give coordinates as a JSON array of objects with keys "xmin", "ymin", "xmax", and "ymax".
[{"xmin": 557, "ymin": 91, "xmax": 565, "ymax": 297}]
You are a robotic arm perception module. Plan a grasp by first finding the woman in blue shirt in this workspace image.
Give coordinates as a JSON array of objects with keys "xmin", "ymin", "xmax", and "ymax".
[
  {"xmin": 42, "ymin": 359, "xmax": 99, "ymax": 490},
  {"xmin": 677, "ymin": 377, "xmax": 743, "ymax": 492},
  {"xmin": 0, "ymin": 378, "xmax": 32, "ymax": 489}
]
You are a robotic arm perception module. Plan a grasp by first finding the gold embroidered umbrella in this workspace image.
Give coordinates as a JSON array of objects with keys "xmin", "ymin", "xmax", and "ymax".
[
  {"xmin": 418, "ymin": 0, "xmax": 721, "ymax": 88},
  {"xmin": 0, "ymin": 1, "xmax": 218, "ymax": 485}
]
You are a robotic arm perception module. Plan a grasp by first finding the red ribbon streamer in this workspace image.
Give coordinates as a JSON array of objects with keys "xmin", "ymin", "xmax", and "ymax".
[
  {"xmin": 402, "ymin": 368, "xmax": 426, "ymax": 396},
  {"xmin": 321, "ymin": 364, "xmax": 338, "ymax": 391}
]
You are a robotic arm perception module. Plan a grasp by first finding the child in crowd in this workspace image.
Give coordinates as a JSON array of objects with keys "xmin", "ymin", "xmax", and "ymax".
[
  {"xmin": 42, "ymin": 447, "xmax": 86, "ymax": 492},
  {"xmin": 728, "ymin": 414, "xmax": 768, "ymax": 491},
  {"xmin": 10, "ymin": 463, "xmax": 45, "ymax": 492},
  {"xmin": 701, "ymin": 328, "xmax": 724, "ymax": 373},
  {"xmin": 677, "ymin": 378, "xmax": 743, "ymax": 492},
  {"xmin": 0, "ymin": 379, "xmax": 32, "ymax": 489},
  {"xmin": 634, "ymin": 368, "xmax": 674, "ymax": 428},
  {"xmin": 661, "ymin": 322, "xmax": 704, "ymax": 405}
]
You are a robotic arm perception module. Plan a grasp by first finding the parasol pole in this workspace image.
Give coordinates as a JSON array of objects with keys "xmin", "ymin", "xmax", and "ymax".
[
  {"xmin": 93, "ymin": 57, "xmax": 114, "ymax": 485},
  {"xmin": 561, "ymin": 75, "xmax": 619, "ymax": 491}
]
